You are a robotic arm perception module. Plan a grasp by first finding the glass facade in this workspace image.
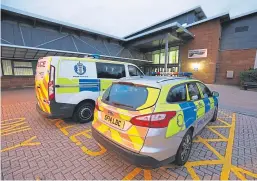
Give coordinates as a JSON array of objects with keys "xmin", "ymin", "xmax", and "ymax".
[
  {"xmin": 151, "ymin": 46, "xmax": 179, "ymax": 65},
  {"xmin": 1, "ymin": 59, "xmax": 35, "ymax": 76},
  {"xmin": 141, "ymin": 46, "xmax": 179, "ymax": 75}
]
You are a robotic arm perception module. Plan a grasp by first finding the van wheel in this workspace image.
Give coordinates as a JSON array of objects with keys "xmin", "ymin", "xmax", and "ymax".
[
  {"xmin": 73, "ymin": 102, "xmax": 94, "ymax": 123},
  {"xmin": 210, "ymin": 106, "xmax": 218, "ymax": 122},
  {"xmin": 174, "ymin": 129, "xmax": 193, "ymax": 166}
]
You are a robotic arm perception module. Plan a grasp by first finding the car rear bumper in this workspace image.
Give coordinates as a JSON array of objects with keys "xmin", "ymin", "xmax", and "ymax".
[{"xmin": 91, "ymin": 126, "xmax": 175, "ymax": 169}]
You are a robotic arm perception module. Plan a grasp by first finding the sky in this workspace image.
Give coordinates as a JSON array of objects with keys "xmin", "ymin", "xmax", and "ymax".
[{"xmin": 1, "ymin": 0, "xmax": 257, "ymax": 38}]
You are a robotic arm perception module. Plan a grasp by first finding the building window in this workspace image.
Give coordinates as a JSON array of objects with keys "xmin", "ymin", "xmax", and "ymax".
[
  {"xmin": 13, "ymin": 61, "xmax": 33, "ymax": 76},
  {"xmin": 2, "ymin": 60, "xmax": 13, "ymax": 75},
  {"xmin": 1, "ymin": 60, "xmax": 34, "ymax": 76},
  {"xmin": 150, "ymin": 46, "xmax": 179, "ymax": 65},
  {"xmin": 235, "ymin": 26, "xmax": 249, "ymax": 33},
  {"xmin": 152, "ymin": 53, "xmax": 159, "ymax": 64}
]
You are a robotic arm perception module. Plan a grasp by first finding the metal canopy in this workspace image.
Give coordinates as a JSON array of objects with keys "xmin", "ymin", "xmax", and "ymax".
[
  {"xmin": 1, "ymin": 44, "xmax": 151, "ymax": 65},
  {"xmin": 126, "ymin": 22, "xmax": 194, "ymax": 52}
]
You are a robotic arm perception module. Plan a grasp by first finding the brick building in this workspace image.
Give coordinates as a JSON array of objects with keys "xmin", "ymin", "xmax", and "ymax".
[{"xmin": 1, "ymin": 5, "xmax": 257, "ymax": 88}]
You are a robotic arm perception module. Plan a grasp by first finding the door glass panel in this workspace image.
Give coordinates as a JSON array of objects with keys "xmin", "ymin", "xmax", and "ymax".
[
  {"xmin": 187, "ymin": 82, "xmax": 201, "ymax": 100},
  {"xmin": 198, "ymin": 83, "xmax": 212, "ymax": 98}
]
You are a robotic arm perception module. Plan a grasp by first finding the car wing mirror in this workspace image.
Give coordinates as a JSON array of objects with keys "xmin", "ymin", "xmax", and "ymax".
[
  {"xmin": 212, "ymin": 91, "xmax": 219, "ymax": 97},
  {"xmin": 191, "ymin": 95, "xmax": 198, "ymax": 101}
]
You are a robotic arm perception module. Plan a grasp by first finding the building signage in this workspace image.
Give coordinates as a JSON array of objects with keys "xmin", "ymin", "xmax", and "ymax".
[{"xmin": 188, "ymin": 49, "xmax": 207, "ymax": 58}]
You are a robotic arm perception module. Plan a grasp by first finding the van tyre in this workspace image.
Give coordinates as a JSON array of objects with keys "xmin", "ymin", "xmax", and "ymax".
[
  {"xmin": 73, "ymin": 102, "xmax": 94, "ymax": 123},
  {"xmin": 174, "ymin": 129, "xmax": 193, "ymax": 166},
  {"xmin": 210, "ymin": 106, "xmax": 218, "ymax": 122}
]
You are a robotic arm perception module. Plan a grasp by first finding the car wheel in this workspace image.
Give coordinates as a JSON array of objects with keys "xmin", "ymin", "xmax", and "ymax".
[
  {"xmin": 174, "ymin": 129, "xmax": 193, "ymax": 166},
  {"xmin": 73, "ymin": 102, "xmax": 94, "ymax": 123},
  {"xmin": 210, "ymin": 106, "xmax": 218, "ymax": 122}
]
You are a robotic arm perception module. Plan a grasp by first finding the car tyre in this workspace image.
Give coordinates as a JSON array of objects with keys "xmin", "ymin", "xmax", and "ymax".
[
  {"xmin": 210, "ymin": 106, "xmax": 218, "ymax": 122},
  {"xmin": 73, "ymin": 102, "xmax": 94, "ymax": 123},
  {"xmin": 174, "ymin": 129, "xmax": 193, "ymax": 166}
]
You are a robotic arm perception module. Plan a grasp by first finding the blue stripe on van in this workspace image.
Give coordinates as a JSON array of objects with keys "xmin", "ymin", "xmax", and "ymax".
[{"xmin": 79, "ymin": 79, "xmax": 100, "ymax": 92}]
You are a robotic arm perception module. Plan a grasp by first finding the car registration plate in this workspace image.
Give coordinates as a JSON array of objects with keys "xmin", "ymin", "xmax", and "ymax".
[{"xmin": 103, "ymin": 114, "xmax": 125, "ymax": 129}]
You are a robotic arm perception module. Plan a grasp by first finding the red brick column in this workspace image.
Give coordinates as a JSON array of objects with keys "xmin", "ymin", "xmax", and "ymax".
[{"xmin": 180, "ymin": 19, "xmax": 221, "ymax": 84}]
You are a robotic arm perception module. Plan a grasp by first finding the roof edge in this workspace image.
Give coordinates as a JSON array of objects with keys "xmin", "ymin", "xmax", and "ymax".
[
  {"xmin": 1, "ymin": 5, "xmax": 125, "ymax": 41},
  {"xmin": 185, "ymin": 12, "xmax": 230, "ymax": 28},
  {"xmin": 123, "ymin": 6, "xmax": 206, "ymax": 39},
  {"xmin": 1, "ymin": 43, "xmax": 151, "ymax": 62},
  {"xmin": 230, "ymin": 9, "xmax": 257, "ymax": 20}
]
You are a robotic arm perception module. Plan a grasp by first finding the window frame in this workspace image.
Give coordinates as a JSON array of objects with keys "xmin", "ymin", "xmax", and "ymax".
[
  {"xmin": 196, "ymin": 82, "xmax": 213, "ymax": 99},
  {"xmin": 186, "ymin": 81, "xmax": 204, "ymax": 101},
  {"xmin": 166, "ymin": 83, "xmax": 188, "ymax": 104},
  {"xmin": 96, "ymin": 62, "xmax": 126, "ymax": 79},
  {"xmin": 1, "ymin": 59, "xmax": 35, "ymax": 77},
  {"xmin": 128, "ymin": 65, "xmax": 144, "ymax": 77}
]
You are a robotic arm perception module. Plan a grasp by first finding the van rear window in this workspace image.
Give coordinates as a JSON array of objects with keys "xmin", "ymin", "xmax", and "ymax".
[{"xmin": 102, "ymin": 83, "xmax": 160, "ymax": 111}]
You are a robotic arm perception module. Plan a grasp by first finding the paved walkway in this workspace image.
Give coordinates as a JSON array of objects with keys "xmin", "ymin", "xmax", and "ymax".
[
  {"xmin": 1, "ymin": 89, "xmax": 257, "ymax": 180},
  {"xmin": 207, "ymin": 84, "xmax": 257, "ymax": 117}
]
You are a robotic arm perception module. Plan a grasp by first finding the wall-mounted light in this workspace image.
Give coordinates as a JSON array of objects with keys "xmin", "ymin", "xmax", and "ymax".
[{"xmin": 192, "ymin": 63, "xmax": 200, "ymax": 71}]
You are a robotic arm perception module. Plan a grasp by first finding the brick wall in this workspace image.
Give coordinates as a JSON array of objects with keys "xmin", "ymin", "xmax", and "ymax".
[
  {"xmin": 216, "ymin": 49, "xmax": 256, "ymax": 85},
  {"xmin": 1, "ymin": 76, "xmax": 35, "ymax": 89},
  {"xmin": 180, "ymin": 19, "xmax": 221, "ymax": 84}
]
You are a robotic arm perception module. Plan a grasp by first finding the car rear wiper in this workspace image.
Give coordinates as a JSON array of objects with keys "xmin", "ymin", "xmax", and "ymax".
[{"xmin": 112, "ymin": 101, "xmax": 133, "ymax": 108}]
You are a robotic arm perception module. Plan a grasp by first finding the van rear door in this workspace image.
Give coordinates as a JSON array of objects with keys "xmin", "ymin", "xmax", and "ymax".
[{"xmin": 35, "ymin": 57, "xmax": 51, "ymax": 114}]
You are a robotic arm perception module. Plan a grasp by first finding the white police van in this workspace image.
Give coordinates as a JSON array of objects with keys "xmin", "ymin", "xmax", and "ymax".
[{"xmin": 35, "ymin": 56, "xmax": 144, "ymax": 123}]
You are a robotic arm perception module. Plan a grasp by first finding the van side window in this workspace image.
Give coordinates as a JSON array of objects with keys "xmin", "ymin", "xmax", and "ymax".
[
  {"xmin": 187, "ymin": 82, "xmax": 201, "ymax": 100},
  {"xmin": 96, "ymin": 62, "xmax": 125, "ymax": 79},
  {"xmin": 128, "ymin": 65, "xmax": 143, "ymax": 76},
  {"xmin": 198, "ymin": 83, "xmax": 212, "ymax": 98},
  {"xmin": 167, "ymin": 84, "xmax": 187, "ymax": 103}
]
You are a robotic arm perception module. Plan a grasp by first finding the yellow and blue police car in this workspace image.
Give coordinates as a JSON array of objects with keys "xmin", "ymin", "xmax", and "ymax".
[{"xmin": 92, "ymin": 74, "xmax": 219, "ymax": 168}]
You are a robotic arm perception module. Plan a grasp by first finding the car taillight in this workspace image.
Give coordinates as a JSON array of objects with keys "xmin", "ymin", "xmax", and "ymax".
[
  {"xmin": 130, "ymin": 111, "xmax": 176, "ymax": 128},
  {"xmin": 95, "ymin": 99, "xmax": 100, "ymax": 111},
  {"xmin": 48, "ymin": 65, "xmax": 55, "ymax": 101}
]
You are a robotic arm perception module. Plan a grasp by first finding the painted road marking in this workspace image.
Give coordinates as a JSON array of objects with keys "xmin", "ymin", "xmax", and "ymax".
[
  {"xmin": 183, "ymin": 113, "xmax": 257, "ymax": 180},
  {"xmin": 54, "ymin": 119, "xmax": 106, "ymax": 156},
  {"xmin": 1, "ymin": 136, "xmax": 41, "ymax": 152},
  {"xmin": 122, "ymin": 168, "xmax": 152, "ymax": 180},
  {"xmin": 1, "ymin": 118, "xmax": 41, "ymax": 152},
  {"xmin": 1, "ymin": 118, "xmax": 31, "ymax": 136}
]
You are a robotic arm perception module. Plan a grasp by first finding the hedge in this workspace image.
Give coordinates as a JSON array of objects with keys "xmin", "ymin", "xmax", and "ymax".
[{"xmin": 239, "ymin": 68, "xmax": 257, "ymax": 83}]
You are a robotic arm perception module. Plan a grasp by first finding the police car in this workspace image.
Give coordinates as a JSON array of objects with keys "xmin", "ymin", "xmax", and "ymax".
[
  {"xmin": 92, "ymin": 75, "xmax": 219, "ymax": 168},
  {"xmin": 35, "ymin": 56, "xmax": 144, "ymax": 123}
]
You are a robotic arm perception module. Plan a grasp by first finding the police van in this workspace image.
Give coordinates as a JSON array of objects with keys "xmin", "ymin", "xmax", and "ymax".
[{"xmin": 35, "ymin": 56, "xmax": 144, "ymax": 123}]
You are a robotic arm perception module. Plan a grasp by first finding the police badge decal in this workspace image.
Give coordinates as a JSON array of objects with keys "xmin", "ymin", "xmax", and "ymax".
[{"xmin": 74, "ymin": 61, "xmax": 86, "ymax": 75}]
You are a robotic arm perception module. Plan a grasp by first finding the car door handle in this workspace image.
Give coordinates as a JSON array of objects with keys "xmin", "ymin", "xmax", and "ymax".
[{"xmin": 37, "ymin": 86, "xmax": 40, "ymax": 88}]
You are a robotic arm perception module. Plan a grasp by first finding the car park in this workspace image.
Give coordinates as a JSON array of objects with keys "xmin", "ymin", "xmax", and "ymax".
[
  {"xmin": 92, "ymin": 75, "xmax": 219, "ymax": 168},
  {"xmin": 35, "ymin": 56, "xmax": 144, "ymax": 123}
]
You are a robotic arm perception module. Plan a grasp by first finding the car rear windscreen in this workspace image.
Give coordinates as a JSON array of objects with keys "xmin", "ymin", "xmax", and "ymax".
[{"xmin": 102, "ymin": 83, "xmax": 160, "ymax": 111}]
